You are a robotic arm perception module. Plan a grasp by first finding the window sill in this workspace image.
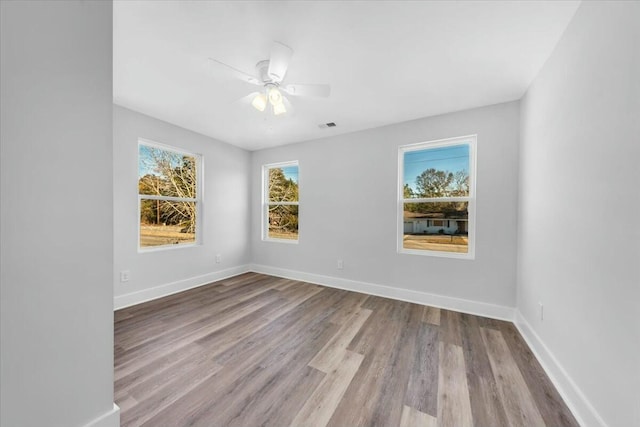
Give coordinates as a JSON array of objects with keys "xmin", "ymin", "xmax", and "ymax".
[
  {"xmin": 138, "ymin": 242, "xmax": 200, "ymax": 253},
  {"xmin": 398, "ymin": 247, "xmax": 475, "ymax": 260},
  {"xmin": 262, "ymin": 238, "xmax": 299, "ymax": 245}
]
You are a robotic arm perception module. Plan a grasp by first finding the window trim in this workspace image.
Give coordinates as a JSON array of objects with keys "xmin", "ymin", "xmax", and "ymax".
[
  {"xmin": 397, "ymin": 135, "xmax": 477, "ymax": 260},
  {"xmin": 138, "ymin": 138, "xmax": 203, "ymax": 252},
  {"xmin": 262, "ymin": 160, "xmax": 300, "ymax": 244}
]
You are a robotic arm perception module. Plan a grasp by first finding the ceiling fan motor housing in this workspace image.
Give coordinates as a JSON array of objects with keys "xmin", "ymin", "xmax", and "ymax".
[{"xmin": 256, "ymin": 60, "xmax": 274, "ymax": 85}]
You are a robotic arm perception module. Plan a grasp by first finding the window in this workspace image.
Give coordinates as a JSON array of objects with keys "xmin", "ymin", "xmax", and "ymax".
[
  {"xmin": 138, "ymin": 139, "xmax": 201, "ymax": 250},
  {"xmin": 398, "ymin": 135, "xmax": 476, "ymax": 258},
  {"xmin": 263, "ymin": 161, "xmax": 299, "ymax": 242}
]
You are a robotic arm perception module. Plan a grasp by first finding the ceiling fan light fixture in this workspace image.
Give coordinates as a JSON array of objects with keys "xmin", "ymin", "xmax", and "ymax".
[
  {"xmin": 273, "ymin": 101, "xmax": 286, "ymax": 116},
  {"xmin": 268, "ymin": 87, "xmax": 283, "ymax": 106},
  {"xmin": 251, "ymin": 93, "xmax": 267, "ymax": 111},
  {"xmin": 211, "ymin": 41, "xmax": 330, "ymax": 119}
]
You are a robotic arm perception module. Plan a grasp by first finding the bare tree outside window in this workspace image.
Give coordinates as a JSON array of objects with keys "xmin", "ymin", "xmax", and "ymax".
[
  {"xmin": 264, "ymin": 163, "xmax": 299, "ymax": 241},
  {"xmin": 138, "ymin": 142, "xmax": 200, "ymax": 248}
]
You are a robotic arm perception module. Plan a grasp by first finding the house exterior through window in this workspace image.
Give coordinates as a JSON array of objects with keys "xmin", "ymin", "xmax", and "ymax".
[{"xmin": 398, "ymin": 135, "xmax": 476, "ymax": 259}]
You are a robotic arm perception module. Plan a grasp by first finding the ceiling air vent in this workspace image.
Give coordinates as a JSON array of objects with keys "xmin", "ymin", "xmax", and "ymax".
[{"xmin": 318, "ymin": 122, "xmax": 337, "ymax": 129}]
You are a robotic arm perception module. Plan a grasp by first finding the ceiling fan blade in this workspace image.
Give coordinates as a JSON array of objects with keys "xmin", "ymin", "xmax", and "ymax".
[
  {"xmin": 282, "ymin": 83, "xmax": 331, "ymax": 98},
  {"xmin": 208, "ymin": 58, "xmax": 261, "ymax": 86},
  {"xmin": 282, "ymin": 95, "xmax": 295, "ymax": 115},
  {"xmin": 267, "ymin": 41, "xmax": 293, "ymax": 83}
]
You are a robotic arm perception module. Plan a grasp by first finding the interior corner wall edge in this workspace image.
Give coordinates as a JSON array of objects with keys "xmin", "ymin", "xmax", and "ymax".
[
  {"xmin": 517, "ymin": 2, "xmax": 640, "ymax": 426},
  {"xmin": 1, "ymin": 1, "xmax": 117, "ymax": 426},
  {"xmin": 113, "ymin": 105, "xmax": 252, "ymax": 303},
  {"xmin": 251, "ymin": 100, "xmax": 520, "ymax": 310}
]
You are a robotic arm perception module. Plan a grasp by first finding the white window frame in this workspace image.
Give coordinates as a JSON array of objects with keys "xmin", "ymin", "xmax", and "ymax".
[
  {"xmin": 138, "ymin": 138, "xmax": 203, "ymax": 252},
  {"xmin": 262, "ymin": 160, "xmax": 299, "ymax": 244},
  {"xmin": 397, "ymin": 135, "xmax": 477, "ymax": 259}
]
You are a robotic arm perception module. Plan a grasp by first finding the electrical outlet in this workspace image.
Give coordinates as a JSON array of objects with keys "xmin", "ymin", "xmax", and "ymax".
[
  {"xmin": 215, "ymin": 254, "xmax": 221, "ymax": 264},
  {"xmin": 120, "ymin": 270, "xmax": 130, "ymax": 282},
  {"xmin": 539, "ymin": 302, "xmax": 544, "ymax": 321},
  {"xmin": 337, "ymin": 259, "xmax": 344, "ymax": 270}
]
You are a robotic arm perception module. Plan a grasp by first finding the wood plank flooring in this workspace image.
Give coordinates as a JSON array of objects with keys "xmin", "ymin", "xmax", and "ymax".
[{"xmin": 114, "ymin": 273, "xmax": 579, "ymax": 427}]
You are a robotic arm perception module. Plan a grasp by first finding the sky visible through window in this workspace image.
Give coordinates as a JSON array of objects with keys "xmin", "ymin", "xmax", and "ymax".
[
  {"xmin": 139, "ymin": 144, "xmax": 188, "ymax": 178},
  {"xmin": 281, "ymin": 165, "xmax": 299, "ymax": 183},
  {"xmin": 404, "ymin": 144, "xmax": 469, "ymax": 192},
  {"xmin": 139, "ymin": 145, "xmax": 157, "ymax": 177}
]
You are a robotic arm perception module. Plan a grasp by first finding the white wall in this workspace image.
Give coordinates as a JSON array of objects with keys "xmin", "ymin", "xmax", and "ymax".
[
  {"xmin": 518, "ymin": 2, "xmax": 640, "ymax": 426},
  {"xmin": 0, "ymin": 1, "xmax": 118, "ymax": 426},
  {"xmin": 251, "ymin": 101, "xmax": 520, "ymax": 314},
  {"xmin": 113, "ymin": 106, "xmax": 251, "ymax": 308}
]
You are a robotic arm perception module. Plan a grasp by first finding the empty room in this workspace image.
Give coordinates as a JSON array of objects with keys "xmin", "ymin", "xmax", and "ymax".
[{"xmin": 1, "ymin": 1, "xmax": 638, "ymax": 427}]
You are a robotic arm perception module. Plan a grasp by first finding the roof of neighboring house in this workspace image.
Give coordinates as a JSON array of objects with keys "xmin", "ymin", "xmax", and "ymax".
[{"xmin": 403, "ymin": 211, "xmax": 467, "ymax": 220}]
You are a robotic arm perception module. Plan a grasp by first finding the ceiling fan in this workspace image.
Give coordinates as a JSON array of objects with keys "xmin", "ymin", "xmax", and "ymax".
[{"xmin": 209, "ymin": 41, "xmax": 331, "ymax": 116}]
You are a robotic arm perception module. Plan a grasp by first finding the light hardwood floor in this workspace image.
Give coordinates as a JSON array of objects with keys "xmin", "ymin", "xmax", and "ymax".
[{"xmin": 114, "ymin": 273, "xmax": 579, "ymax": 427}]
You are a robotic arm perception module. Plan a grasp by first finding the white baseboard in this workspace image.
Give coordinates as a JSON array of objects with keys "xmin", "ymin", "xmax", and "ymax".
[
  {"xmin": 514, "ymin": 311, "xmax": 608, "ymax": 427},
  {"xmin": 249, "ymin": 264, "xmax": 515, "ymax": 321},
  {"xmin": 114, "ymin": 265, "xmax": 251, "ymax": 310},
  {"xmin": 85, "ymin": 403, "xmax": 120, "ymax": 427}
]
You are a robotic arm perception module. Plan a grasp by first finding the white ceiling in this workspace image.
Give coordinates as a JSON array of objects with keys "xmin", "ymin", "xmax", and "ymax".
[{"xmin": 113, "ymin": 1, "xmax": 579, "ymax": 151}]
